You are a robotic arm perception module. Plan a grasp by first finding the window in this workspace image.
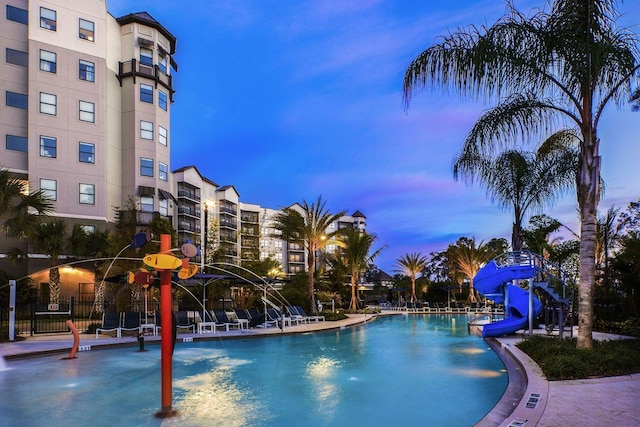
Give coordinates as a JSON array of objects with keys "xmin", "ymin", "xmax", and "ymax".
[
  {"xmin": 158, "ymin": 90, "xmax": 167, "ymax": 110},
  {"xmin": 79, "ymin": 101, "xmax": 95, "ymax": 122},
  {"xmin": 140, "ymin": 196, "xmax": 153, "ymax": 213},
  {"xmin": 140, "ymin": 48, "xmax": 153, "ymax": 66},
  {"xmin": 140, "ymin": 158, "xmax": 154, "ymax": 177},
  {"xmin": 6, "ymin": 48, "xmax": 28, "ymax": 67},
  {"xmin": 159, "ymin": 198, "xmax": 168, "ymax": 216},
  {"xmin": 6, "ymin": 5, "xmax": 28, "ymax": 25},
  {"xmin": 40, "ymin": 179, "xmax": 57, "ymax": 201},
  {"xmin": 6, "ymin": 91, "xmax": 27, "ymax": 109},
  {"xmin": 39, "ymin": 92, "xmax": 56, "ymax": 115},
  {"xmin": 79, "ymin": 60, "xmax": 95, "ymax": 82},
  {"xmin": 40, "ymin": 7, "xmax": 56, "ymax": 31},
  {"xmin": 39, "ymin": 136, "xmax": 57, "ymax": 158},
  {"xmin": 79, "ymin": 19, "xmax": 94, "ymax": 42},
  {"xmin": 79, "ymin": 142, "xmax": 95, "ymax": 163},
  {"xmin": 39, "ymin": 50, "xmax": 57, "ymax": 73},
  {"xmin": 159, "ymin": 162, "xmax": 168, "ymax": 181},
  {"xmin": 140, "ymin": 84, "xmax": 153, "ymax": 103},
  {"xmin": 79, "ymin": 183, "xmax": 95, "ymax": 205},
  {"xmin": 140, "ymin": 121, "xmax": 153, "ymax": 140},
  {"xmin": 80, "ymin": 225, "xmax": 95, "ymax": 234},
  {"xmin": 158, "ymin": 126, "xmax": 167, "ymax": 146},
  {"xmin": 6, "ymin": 135, "xmax": 27, "ymax": 152},
  {"xmin": 158, "ymin": 56, "xmax": 168, "ymax": 74}
]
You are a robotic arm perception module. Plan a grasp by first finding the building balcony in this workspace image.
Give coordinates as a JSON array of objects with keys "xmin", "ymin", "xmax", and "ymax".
[
  {"xmin": 117, "ymin": 59, "xmax": 174, "ymax": 100},
  {"xmin": 178, "ymin": 205, "xmax": 201, "ymax": 218},
  {"xmin": 177, "ymin": 191, "xmax": 201, "ymax": 204}
]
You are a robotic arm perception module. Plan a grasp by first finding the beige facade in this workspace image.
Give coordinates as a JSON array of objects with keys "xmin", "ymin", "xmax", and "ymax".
[{"xmin": 1, "ymin": 0, "xmax": 177, "ymax": 286}]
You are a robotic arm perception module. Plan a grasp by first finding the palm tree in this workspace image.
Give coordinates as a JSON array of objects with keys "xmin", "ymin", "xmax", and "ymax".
[
  {"xmin": 403, "ymin": 0, "xmax": 640, "ymax": 349},
  {"xmin": 29, "ymin": 219, "xmax": 68, "ymax": 304},
  {"xmin": 338, "ymin": 229, "xmax": 385, "ymax": 311},
  {"xmin": 446, "ymin": 237, "xmax": 492, "ymax": 303},
  {"xmin": 454, "ymin": 137, "xmax": 577, "ymax": 251},
  {"xmin": 271, "ymin": 196, "xmax": 346, "ymax": 314},
  {"xmin": 0, "ymin": 168, "xmax": 53, "ymax": 240},
  {"xmin": 394, "ymin": 252, "xmax": 428, "ymax": 303}
]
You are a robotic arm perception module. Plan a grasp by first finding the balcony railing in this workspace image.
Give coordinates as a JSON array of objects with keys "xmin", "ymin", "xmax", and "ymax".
[{"xmin": 117, "ymin": 59, "xmax": 174, "ymax": 100}]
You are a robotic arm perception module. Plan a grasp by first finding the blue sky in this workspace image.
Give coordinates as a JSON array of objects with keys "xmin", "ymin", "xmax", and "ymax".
[{"xmin": 107, "ymin": 0, "xmax": 640, "ymax": 272}]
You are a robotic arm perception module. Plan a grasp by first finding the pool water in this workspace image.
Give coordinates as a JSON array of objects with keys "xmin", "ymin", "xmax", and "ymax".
[{"xmin": 0, "ymin": 314, "xmax": 507, "ymax": 426}]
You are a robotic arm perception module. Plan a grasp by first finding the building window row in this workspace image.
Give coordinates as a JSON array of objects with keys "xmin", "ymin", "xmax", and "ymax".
[
  {"xmin": 79, "ymin": 142, "xmax": 95, "ymax": 163},
  {"xmin": 37, "ymin": 7, "xmax": 95, "ymax": 42},
  {"xmin": 39, "ymin": 92, "xmax": 56, "ymax": 115},
  {"xmin": 6, "ymin": 48, "xmax": 28, "ymax": 67},
  {"xmin": 140, "ymin": 121, "xmax": 168, "ymax": 146},
  {"xmin": 5, "ymin": 132, "xmax": 96, "ymax": 162},
  {"xmin": 39, "ymin": 179, "xmax": 95, "ymax": 205},
  {"xmin": 40, "ymin": 136, "xmax": 57, "ymax": 158},
  {"xmin": 6, "ymin": 91, "xmax": 27, "ymax": 109},
  {"xmin": 6, "ymin": 5, "xmax": 28, "ymax": 25},
  {"xmin": 5, "ymin": 135, "xmax": 27, "ymax": 152},
  {"xmin": 140, "ymin": 158, "xmax": 154, "ymax": 177},
  {"xmin": 40, "ymin": 50, "xmax": 57, "ymax": 73}
]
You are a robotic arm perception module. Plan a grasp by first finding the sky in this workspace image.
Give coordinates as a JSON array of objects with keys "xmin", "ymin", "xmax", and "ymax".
[{"xmin": 107, "ymin": 0, "xmax": 640, "ymax": 272}]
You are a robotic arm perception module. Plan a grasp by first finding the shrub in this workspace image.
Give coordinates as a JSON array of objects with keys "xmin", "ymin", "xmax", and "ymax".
[
  {"xmin": 85, "ymin": 322, "xmax": 101, "ymax": 335},
  {"xmin": 517, "ymin": 335, "xmax": 640, "ymax": 380}
]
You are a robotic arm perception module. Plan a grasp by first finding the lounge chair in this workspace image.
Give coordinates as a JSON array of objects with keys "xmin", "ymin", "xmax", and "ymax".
[
  {"xmin": 212, "ymin": 309, "xmax": 243, "ymax": 331},
  {"xmin": 266, "ymin": 308, "xmax": 292, "ymax": 327},
  {"xmin": 246, "ymin": 308, "xmax": 272, "ymax": 328},
  {"xmin": 233, "ymin": 309, "xmax": 252, "ymax": 328},
  {"xmin": 286, "ymin": 306, "xmax": 310, "ymax": 324},
  {"xmin": 120, "ymin": 312, "xmax": 141, "ymax": 336},
  {"xmin": 96, "ymin": 312, "xmax": 121, "ymax": 338},
  {"xmin": 175, "ymin": 310, "xmax": 195, "ymax": 333},
  {"xmin": 295, "ymin": 305, "xmax": 324, "ymax": 322}
]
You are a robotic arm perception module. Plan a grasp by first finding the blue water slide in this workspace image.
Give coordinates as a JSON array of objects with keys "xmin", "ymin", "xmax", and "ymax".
[{"xmin": 474, "ymin": 260, "xmax": 543, "ymax": 338}]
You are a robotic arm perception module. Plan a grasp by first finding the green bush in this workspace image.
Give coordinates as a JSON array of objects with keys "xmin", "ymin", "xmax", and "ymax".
[
  {"xmin": 517, "ymin": 335, "xmax": 640, "ymax": 380},
  {"xmin": 322, "ymin": 311, "xmax": 348, "ymax": 321},
  {"xmin": 85, "ymin": 322, "xmax": 101, "ymax": 335}
]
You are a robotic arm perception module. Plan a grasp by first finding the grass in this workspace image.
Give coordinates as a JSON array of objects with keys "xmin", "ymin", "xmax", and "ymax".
[{"xmin": 517, "ymin": 335, "xmax": 640, "ymax": 380}]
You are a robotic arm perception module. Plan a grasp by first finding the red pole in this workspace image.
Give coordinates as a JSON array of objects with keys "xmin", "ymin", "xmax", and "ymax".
[{"xmin": 157, "ymin": 234, "xmax": 175, "ymax": 417}]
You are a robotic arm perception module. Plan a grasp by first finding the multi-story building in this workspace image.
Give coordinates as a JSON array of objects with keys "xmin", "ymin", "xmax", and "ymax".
[
  {"xmin": 1, "ymin": 0, "xmax": 369, "ymax": 300},
  {"xmin": 1, "ymin": 0, "xmax": 177, "ymax": 282}
]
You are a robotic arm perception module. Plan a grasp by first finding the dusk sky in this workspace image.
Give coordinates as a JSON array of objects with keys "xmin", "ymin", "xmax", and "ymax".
[{"xmin": 108, "ymin": 0, "xmax": 640, "ymax": 272}]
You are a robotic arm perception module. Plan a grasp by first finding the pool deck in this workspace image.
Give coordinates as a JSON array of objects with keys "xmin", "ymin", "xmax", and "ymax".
[{"xmin": 1, "ymin": 312, "xmax": 639, "ymax": 427}]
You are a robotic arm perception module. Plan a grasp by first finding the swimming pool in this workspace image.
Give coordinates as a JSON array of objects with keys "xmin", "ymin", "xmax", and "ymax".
[{"xmin": 0, "ymin": 314, "xmax": 507, "ymax": 426}]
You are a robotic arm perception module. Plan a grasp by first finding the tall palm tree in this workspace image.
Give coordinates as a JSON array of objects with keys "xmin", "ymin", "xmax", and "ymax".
[
  {"xmin": 403, "ymin": 0, "xmax": 640, "ymax": 349},
  {"xmin": 454, "ymin": 136, "xmax": 577, "ymax": 251},
  {"xmin": 338, "ymin": 229, "xmax": 385, "ymax": 311},
  {"xmin": 394, "ymin": 252, "xmax": 428, "ymax": 303},
  {"xmin": 30, "ymin": 219, "xmax": 68, "ymax": 304},
  {"xmin": 446, "ymin": 237, "xmax": 492, "ymax": 303},
  {"xmin": 271, "ymin": 196, "xmax": 346, "ymax": 314}
]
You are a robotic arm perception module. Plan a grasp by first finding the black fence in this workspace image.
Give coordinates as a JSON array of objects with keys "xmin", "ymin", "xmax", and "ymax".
[{"xmin": 1, "ymin": 296, "xmax": 161, "ymax": 336}]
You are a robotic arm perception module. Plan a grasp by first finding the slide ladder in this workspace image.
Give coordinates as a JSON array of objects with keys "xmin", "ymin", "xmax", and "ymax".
[{"xmin": 473, "ymin": 251, "xmax": 573, "ymax": 338}]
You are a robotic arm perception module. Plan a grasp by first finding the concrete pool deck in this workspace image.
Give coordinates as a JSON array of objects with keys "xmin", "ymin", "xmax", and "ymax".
[{"xmin": 1, "ymin": 313, "xmax": 639, "ymax": 427}]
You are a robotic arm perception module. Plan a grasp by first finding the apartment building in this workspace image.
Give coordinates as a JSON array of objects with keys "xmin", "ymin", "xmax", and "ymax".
[
  {"xmin": 1, "ymin": 0, "xmax": 177, "ymax": 280},
  {"xmin": 173, "ymin": 166, "xmax": 367, "ymax": 276}
]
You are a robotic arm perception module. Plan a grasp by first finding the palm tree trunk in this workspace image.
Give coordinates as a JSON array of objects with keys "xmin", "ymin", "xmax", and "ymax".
[
  {"xmin": 49, "ymin": 266, "xmax": 60, "ymax": 304},
  {"xmin": 576, "ymin": 125, "xmax": 599, "ymax": 349},
  {"xmin": 308, "ymin": 249, "xmax": 317, "ymax": 314},
  {"xmin": 350, "ymin": 276, "xmax": 358, "ymax": 310},
  {"xmin": 410, "ymin": 278, "xmax": 417, "ymax": 303}
]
